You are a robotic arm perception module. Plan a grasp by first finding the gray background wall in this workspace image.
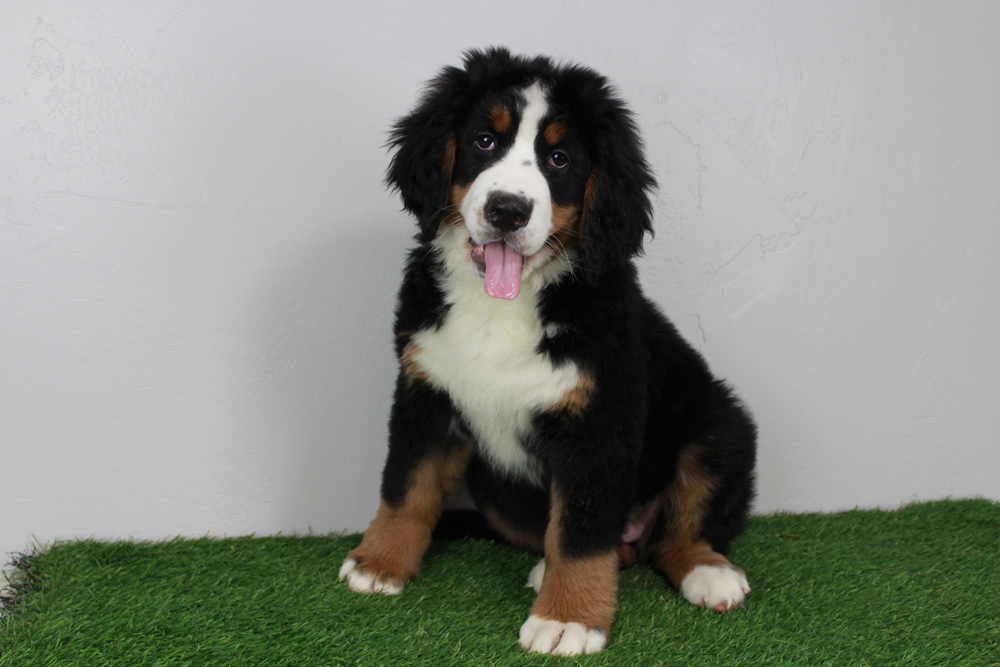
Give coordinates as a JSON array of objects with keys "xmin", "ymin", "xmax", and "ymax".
[{"xmin": 2, "ymin": 0, "xmax": 998, "ymax": 561}]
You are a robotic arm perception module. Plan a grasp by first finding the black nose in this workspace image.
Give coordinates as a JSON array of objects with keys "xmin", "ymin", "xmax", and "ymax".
[{"xmin": 484, "ymin": 193, "xmax": 533, "ymax": 232}]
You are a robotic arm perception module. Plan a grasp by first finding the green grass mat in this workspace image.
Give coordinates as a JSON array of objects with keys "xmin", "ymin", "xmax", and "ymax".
[{"xmin": 2, "ymin": 499, "xmax": 998, "ymax": 666}]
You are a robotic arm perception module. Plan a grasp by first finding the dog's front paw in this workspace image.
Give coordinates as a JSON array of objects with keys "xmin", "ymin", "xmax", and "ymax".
[
  {"xmin": 680, "ymin": 564, "xmax": 750, "ymax": 612},
  {"xmin": 518, "ymin": 615, "xmax": 607, "ymax": 656},
  {"xmin": 338, "ymin": 557, "xmax": 407, "ymax": 595}
]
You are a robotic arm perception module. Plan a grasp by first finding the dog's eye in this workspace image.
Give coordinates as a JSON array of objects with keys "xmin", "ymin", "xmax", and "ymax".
[
  {"xmin": 475, "ymin": 133, "xmax": 496, "ymax": 152},
  {"xmin": 548, "ymin": 151, "xmax": 570, "ymax": 169}
]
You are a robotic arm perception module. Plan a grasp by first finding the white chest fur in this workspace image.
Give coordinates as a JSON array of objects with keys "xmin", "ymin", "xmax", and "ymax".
[{"xmin": 409, "ymin": 237, "xmax": 579, "ymax": 483}]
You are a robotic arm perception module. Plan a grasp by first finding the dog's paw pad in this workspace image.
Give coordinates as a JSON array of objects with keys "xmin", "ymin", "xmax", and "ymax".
[
  {"xmin": 338, "ymin": 558, "xmax": 406, "ymax": 596},
  {"xmin": 518, "ymin": 615, "xmax": 606, "ymax": 656},
  {"xmin": 680, "ymin": 564, "xmax": 749, "ymax": 612},
  {"xmin": 525, "ymin": 559, "xmax": 545, "ymax": 594}
]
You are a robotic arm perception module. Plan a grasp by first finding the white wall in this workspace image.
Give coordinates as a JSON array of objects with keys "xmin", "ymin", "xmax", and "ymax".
[{"xmin": 2, "ymin": 1, "xmax": 998, "ymax": 560}]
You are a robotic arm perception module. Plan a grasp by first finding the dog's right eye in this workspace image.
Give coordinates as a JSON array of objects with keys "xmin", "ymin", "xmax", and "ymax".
[{"xmin": 475, "ymin": 133, "xmax": 496, "ymax": 152}]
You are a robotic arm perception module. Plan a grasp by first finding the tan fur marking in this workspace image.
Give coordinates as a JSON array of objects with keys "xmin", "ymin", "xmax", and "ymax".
[
  {"xmin": 579, "ymin": 169, "xmax": 599, "ymax": 228},
  {"xmin": 438, "ymin": 183, "xmax": 470, "ymax": 230},
  {"xmin": 444, "ymin": 133, "xmax": 457, "ymax": 178},
  {"xmin": 484, "ymin": 509, "xmax": 544, "ymax": 552},
  {"xmin": 584, "ymin": 170, "xmax": 598, "ymax": 207},
  {"xmin": 551, "ymin": 370, "xmax": 595, "ymax": 417},
  {"xmin": 551, "ymin": 204, "xmax": 582, "ymax": 234},
  {"xmin": 665, "ymin": 447, "xmax": 716, "ymax": 544},
  {"xmin": 617, "ymin": 543, "xmax": 637, "ymax": 569},
  {"xmin": 551, "ymin": 204, "xmax": 580, "ymax": 230},
  {"xmin": 651, "ymin": 447, "xmax": 737, "ymax": 587},
  {"xmin": 449, "ymin": 183, "xmax": 470, "ymax": 208},
  {"xmin": 531, "ymin": 486, "xmax": 618, "ymax": 635},
  {"xmin": 544, "ymin": 121, "xmax": 568, "ymax": 146},
  {"xmin": 657, "ymin": 540, "xmax": 733, "ymax": 587},
  {"xmin": 548, "ymin": 203, "xmax": 584, "ymax": 256},
  {"xmin": 400, "ymin": 340, "xmax": 429, "ymax": 385},
  {"xmin": 345, "ymin": 444, "xmax": 472, "ymax": 589},
  {"xmin": 489, "ymin": 104, "xmax": 512, "ymax": 133}
]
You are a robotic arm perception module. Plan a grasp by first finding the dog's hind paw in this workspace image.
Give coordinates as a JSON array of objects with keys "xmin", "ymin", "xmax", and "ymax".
[
  {"xmin": 680, "ymin": 564, "xmax": 749, "ymax": 612},
  {"xmin": 518, "ymin": 615, "xmax": 607, "ymax": 656}
]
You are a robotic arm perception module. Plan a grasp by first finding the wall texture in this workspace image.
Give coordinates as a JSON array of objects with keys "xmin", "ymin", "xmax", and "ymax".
[{"xmin": 2, "ymin": 1, "xmax": 998, "ymax": 560}]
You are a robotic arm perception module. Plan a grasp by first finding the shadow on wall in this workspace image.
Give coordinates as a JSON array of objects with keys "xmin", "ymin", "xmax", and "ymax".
[{"xmin": 246, "ymin": 217, "xmax": 413, "ymax": 534}]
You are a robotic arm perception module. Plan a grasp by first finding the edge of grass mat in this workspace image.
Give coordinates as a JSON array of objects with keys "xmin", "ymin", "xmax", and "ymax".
[{"xmin": 2, "ymin": 498, "xmax": 999, "ymax": 667}]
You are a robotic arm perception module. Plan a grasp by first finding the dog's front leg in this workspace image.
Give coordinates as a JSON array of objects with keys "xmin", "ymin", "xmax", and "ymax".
[
  {"xmin": 519, "ymin": 481, "xmax": 621, "ymax": 656},
  {"xmin": 340, "ymin": 378, "xmax": 470, "ymax": 595}
]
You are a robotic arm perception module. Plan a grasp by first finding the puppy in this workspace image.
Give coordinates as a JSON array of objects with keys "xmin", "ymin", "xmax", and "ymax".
[{"xmin": 339, "ymin": 48, "xmax": 757, "ymax": 656}]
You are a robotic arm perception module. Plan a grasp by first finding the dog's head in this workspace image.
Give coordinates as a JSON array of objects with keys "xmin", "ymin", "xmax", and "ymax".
[{"xmin": 386, "ymin": 47, "xmax": 656, "ymax": 297}]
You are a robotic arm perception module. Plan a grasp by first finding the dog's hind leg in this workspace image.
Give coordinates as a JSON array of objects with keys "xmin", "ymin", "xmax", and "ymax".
[{"xmin": 649, "ymin": 446, "xmax": 751, "ymax": 612}]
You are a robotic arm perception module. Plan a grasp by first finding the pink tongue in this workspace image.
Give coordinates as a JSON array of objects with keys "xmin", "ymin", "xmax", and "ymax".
[{"xmin": 484, "ymin": 241, "xmax": 523, "ymax": 300}]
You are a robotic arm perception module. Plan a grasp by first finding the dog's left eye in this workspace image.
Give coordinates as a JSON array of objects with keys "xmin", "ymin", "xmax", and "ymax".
[
  {"xmin": 548, "ymin": 151, "xmax": 570, "ymax": 169},
  {"xmin": 475, "ymin": 133, "xmax": 496, "ymax": 152}
]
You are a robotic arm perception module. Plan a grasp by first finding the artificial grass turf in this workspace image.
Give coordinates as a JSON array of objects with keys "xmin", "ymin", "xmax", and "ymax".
[{"xmin": 1, "ymin": 500, "xmax": 998, "ymax": 666}]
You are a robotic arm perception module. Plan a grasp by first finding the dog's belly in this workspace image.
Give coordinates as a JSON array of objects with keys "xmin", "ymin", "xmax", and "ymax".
[{"xmin": 409, "ymin": 285, "xmax": 579, "ymax": 484}]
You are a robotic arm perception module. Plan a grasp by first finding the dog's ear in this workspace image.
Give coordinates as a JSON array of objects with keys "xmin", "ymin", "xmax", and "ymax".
[
  {"xmin": 385, "ymin": 64, "xmax": 470, "ymax": 242},
  {"xmin": 578, "ymin": 93, "xmax": 657, "ymax": 283}
]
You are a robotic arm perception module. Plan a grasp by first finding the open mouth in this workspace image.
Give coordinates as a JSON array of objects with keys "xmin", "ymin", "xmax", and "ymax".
[{"xmin": 470, "ymin": 240, "xmax": 525, "ymax": 300}]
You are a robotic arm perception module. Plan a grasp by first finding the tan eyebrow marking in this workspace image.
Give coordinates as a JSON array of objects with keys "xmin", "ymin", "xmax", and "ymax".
[
  {"xmin": 544, "ymin": 120, "xmax": 568, "ymax": 146},
  {"xmin": 489, "ymin": 104, "xmax": 512, "ymax": 133}
]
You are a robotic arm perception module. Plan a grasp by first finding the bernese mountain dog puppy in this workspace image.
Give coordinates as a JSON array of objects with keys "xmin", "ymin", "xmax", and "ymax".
[{"xmin": 339, "ymin": 47, "xmax": 757, "ymax": 656}]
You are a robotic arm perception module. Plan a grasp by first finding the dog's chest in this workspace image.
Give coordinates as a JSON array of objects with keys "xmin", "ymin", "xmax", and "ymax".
[{"xmin": 409, "ymin": 285, "xmax": 579, "ymax": 482}]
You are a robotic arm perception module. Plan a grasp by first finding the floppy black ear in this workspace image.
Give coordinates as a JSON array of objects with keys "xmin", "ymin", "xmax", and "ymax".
[
  {"xmin": 385, "ymin": 65, "xmax": 470, "ymax": 242},
  {"xmin": 579, "ymin": 98, "xmax": 657, "ymax": 283}
]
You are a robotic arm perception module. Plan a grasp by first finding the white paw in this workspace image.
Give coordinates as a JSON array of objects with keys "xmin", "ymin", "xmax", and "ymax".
[
  {"xmin": 525, "ymin": 559, "xmax": 545, "ymax": 594},
  {"xmin": 518, "ymin": 614, "xmax": 607, "ymax": 656},
  {"xmin": 680, "ymin": 565, "xmax": 750, "ymax": 612},
  {"xmin": 338, "ymin": 558, "xmax": 405, "ymax": 596}
]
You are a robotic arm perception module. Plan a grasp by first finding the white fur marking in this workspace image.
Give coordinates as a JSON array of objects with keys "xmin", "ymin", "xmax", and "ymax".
[
  {"xmin": 338, "ymin": 558, "xmax": 405, "ymax": 596},
  {"xmin": 461, "ymin": 82, "xmax": 553, "ymax": 257},
  {"xmin": 412, "ymin": 225, "xmax": 579, "ymax": 483},
  {"xmin": 680, "ymin": 565, "xmax": 750, "ymax": 611},
  {"xmin": 519, "ymin": 614, "xmax": 607, "ymax": 656},
  {"xmin": 526, "ymin": 558, "xmax": 545, "ymax": 594}
]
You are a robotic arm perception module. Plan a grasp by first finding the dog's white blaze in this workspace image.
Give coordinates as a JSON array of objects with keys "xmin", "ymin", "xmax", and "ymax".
[
  {"xmin": 460, "ymin": 82, "xmax": 553, "ymax": 257},
  {"xmin": 411, "ymin": 225, "xmax": 579, "ymax": 483}
]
